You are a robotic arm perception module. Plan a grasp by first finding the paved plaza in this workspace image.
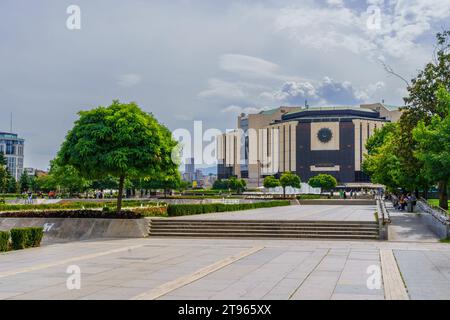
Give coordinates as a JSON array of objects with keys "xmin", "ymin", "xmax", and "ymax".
[
  {"xmin": 172, "ymin": 205, "xmax": 377, "ymax": 222},
  {"xmin": 0, "ymin": 236, "xmax": 449, "ymax": 300},
  {"xmin": 0, "ymin": 203, "xmax": 448, "ymax": 300}
]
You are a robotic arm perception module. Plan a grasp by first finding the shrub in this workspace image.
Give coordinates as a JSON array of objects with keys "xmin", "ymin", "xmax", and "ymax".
[
  {"xmin": 27, "ymin": 227, "xmax": 44, "ymax": 248},
  {"xmin": 0, "ymin": 230, "xmax": 10, "ymax": 252},
  {"xmin": 10, "ymin": 228, "xmax": 29, "ymax": 250},
  {"xmin": 167, "ymin": 200, "xmax": 290, "ymax": 217}
]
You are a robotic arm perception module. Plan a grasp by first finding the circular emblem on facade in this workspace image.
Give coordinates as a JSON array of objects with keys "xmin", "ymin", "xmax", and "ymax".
[{"xmin": 317, "ymin": 128, "xmax": 333, "ymax": 143}]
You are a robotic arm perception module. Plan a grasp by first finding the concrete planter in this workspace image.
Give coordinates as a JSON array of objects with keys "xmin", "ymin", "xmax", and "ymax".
[{"xmin": 0, "ymin": 217, "xmax": 149, "ymax": 243}]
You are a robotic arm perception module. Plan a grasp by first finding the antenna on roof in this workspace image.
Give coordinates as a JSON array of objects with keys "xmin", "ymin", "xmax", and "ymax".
[
  {"xmin": 381, "ymin": 98, "xmax": 385, "ymax": 104},
  {"xmin": 10, "ymin": 112, "xmax": 13, "ymax": 133}
]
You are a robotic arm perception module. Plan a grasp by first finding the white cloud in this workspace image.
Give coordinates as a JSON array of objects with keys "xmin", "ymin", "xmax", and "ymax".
[
  {"xmin": 219, "ymin": 54, "xmax": 280, "ymax": 79},
  {"xmin": 262, "ymin": 77, "xmax": 386, "ymax": 106},
  {"xmin": 274, "ymin": 0, "xmax": 450, "ymax": 60},
  {"xmin": 198, "ymin": 78, "xmax": 246, "ymax": 99},
  {"xmin": 117, "ymin": 74, "xmax": 142, "ymax": 87},
  {"xmin": 221, "ymin": 105, "xmax": 270, "ymax": 115}
]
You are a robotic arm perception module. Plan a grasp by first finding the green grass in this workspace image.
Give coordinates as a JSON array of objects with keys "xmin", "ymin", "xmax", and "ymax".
[
  {"xmin": 427, "ymin": 199, "xmax": 450, "ymax": 213},
  {"xmin": 439, "ymin": 239, "xmax": 450, "ymax": 244}
]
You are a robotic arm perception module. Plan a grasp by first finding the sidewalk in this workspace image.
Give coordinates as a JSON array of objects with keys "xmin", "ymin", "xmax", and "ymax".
[{"xmin": 386, "ymin": 202, "xmax": 440, "ymax": 242}]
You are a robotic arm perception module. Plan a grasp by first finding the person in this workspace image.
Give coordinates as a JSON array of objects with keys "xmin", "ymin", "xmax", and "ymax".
[
  {"xmin": 343, "ymin": 191, "xmax": 347, "ymax": 199},
  {"xmin": 27, "ymin": 191, "xmax": 33, "ymax": 204},
  {"xmin": 399, "ymin": 195, "xmax": 407, "ymax": 211}
]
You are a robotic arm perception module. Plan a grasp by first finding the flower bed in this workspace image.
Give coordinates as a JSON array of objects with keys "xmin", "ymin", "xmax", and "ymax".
[
  {"xmin": 0, "ymin": 206, "xmax": 168, "ymax": 219},
  {"xmin": 0, "ymin": 200, "xmax": 162, "ymax": 212}
]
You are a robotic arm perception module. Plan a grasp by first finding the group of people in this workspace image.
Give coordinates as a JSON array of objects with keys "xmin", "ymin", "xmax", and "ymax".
[{"xmin": 393, "ymin": 193, "xmax": 417, "ymax": 211}]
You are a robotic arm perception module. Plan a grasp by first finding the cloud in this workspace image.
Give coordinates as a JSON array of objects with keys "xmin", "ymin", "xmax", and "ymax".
[
  {"xmin": 263, "ymin": 77, "xmax": 386, "ymax": 106},
  {"xmin": 198, "ymin": 78, "xmax": 247, "ymax": 99},
  {"xmin": 219, "ymin": 54, "xmax": 280, "ymax": 79},
  {"xmin": 274, "ymin": 0, "xmax": 450, "ymax": 60},
  {"xmin": 221, "ymin": 105, "xmax": 270, "ymax": 115},
  {"xmin": 117, "ymin": 74, "xmax": 142, "ymax": 87}
]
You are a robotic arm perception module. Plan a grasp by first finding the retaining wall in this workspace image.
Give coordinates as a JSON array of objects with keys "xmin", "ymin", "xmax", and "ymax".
[{"xmin": 0, "ymin": 217, "xmax": 149, "ymax": 243}]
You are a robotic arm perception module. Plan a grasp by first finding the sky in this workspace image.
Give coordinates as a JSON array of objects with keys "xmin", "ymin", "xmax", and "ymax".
[{"xmin": 1, "ymin": 0, "xmax": 449, "ymax": 170}]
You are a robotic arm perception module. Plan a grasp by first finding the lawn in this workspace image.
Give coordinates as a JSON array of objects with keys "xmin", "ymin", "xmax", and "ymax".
[{"xmin": 427, "ymin": 199, "xmax": 450, "ymax": 213}]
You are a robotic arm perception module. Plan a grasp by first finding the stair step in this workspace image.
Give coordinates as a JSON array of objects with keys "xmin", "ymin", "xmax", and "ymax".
[
  {"xmin": 150, "ymin": 229, "xmax": 379, "ymax": 235},
  {"xmin": 148, "ymin": 232, "xmax": 379, "ymax": 240},
  {"xmin": 150, "ymin": 225, "xmax": 378, "ymax": 230}
]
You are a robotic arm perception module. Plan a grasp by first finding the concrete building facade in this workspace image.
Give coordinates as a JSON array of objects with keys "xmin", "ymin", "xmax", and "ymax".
[
  {"xmin": 217, "ymin": 103, "xmax": 402, "ymax": 187},
  {"xmin": 0, "ymin": 132, "xmax": 25, "ymax": 180}
]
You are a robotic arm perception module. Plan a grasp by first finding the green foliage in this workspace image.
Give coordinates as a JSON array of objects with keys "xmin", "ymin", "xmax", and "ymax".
[
  {"xmin": 57, "ymin": 100, "xmax": 179, "ymax": 211},
  {"xmin": 19, "ymin": 171, "xmax": 30, "ymax": 193},
  {"xmin": 308, "ymin": 174, "xmax": 337, "ymax": 191},
  {"xmin": 167, "ymin": 201, "xmax": 291, "ymax": 217},
  {"xmin": 263, "ymin": 176, "xmax": 281, "ymax": 188},
  {"xmin": 280, "ymin": 172, "xmax": 301, "ymax": 196},
  {"xmin": 9, "ymin": 227, "xmax": 43, "ymax": 250},
  {"xmin": 26, "ymin": 227, "xmax": 44, "ymax": 248},
  {"xmin": 0, "ymin": 200, "xmax": 161, "ymax": 212},
  {"xmin": 0, "ymin": 230, "xmax": 10, "ymax": 252},
  {"xmin": 10, "ymin": 228, "xmax": 28, "ymax": 250},
  {"xmin": 413, "ymin": 86, "xmax": 450, "ymax": 209},
  {"xmin": 212, "ymin": 178, "xmax": 247, "ymax": 193}
]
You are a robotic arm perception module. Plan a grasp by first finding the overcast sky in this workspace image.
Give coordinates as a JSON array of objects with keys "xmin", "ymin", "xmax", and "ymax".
[{"xmin": 1, "ymin": 0, "xmax": 449, "ymax": 169}]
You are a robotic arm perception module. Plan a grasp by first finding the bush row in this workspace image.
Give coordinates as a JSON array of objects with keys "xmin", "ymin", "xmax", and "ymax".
[
  {"xmin": 0, "ymin": 200, "xmax": 162, "ymax": 212},
  {"xmin": 167, "ymin": 200, "xmax": 290, "ymax": 217},
  {"xmin": 0, "ymin": 227, "xmax": 44, "ymax": 252}
]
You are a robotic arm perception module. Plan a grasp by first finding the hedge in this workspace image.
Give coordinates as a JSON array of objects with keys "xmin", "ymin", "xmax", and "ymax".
[
  {"xmin": 0, "ymin": 230, "xmax": 9, "ymax": 252},
  {"xmin": 167, "ymin": 200, "xmax": 290, "ymax": 217},
  {"xmin": 0, "ymin": 200, "xmax": 162, "ymax": 213}
]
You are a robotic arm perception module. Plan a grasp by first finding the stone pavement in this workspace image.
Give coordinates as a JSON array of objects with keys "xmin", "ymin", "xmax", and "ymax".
[
  {"xmin": 387, "ymin": 202, "xmax": 440, "ymax": 242},
  {"xmin": 0, "ymin": 237, "xmax": 449, "ymax": 300},
  {"xmin": 172, "ymin": 205, "xmax": 377, "ymax": 222}
]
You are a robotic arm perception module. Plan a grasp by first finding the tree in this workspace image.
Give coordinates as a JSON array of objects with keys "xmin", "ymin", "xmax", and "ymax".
[
  {"xmin": 229, "ymin": 177, "xmax": 246, "ymax": 194},
  {"xmin": 280, "ymin": 172, "xmax": 301, "ymax": 197},
  {"xmin": 47, "ymin": 160, "xmax": 91, "ymax": 196},
  {"xmin": 58, "ymin": 100, "xmax": 178, "ymax": 211},
  {"xmin": 394, "ymin": 30, "xmax": 450, "ymax": 195},
  {"xmin": 413, "ymin": 87, "xmax": 450, "ymax": 209},
  {"xmin": 263, "ymin": 176, "xmax": 281, "ymax": 189},
  {"xmin": 0, "ymin": 153, "xmax": 7, "ymax": 193},
  {"xmin": 19, "ymin": 171, "xmax": 30, "ymax": 193},
  {"xmin": 308, "ymin": 174, "xmax": 337, "ymax": 192}
]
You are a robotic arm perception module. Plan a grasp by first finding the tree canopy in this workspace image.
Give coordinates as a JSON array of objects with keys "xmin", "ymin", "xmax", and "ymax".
[
  {"xmin": 263, "ymin": 176, "xmax": 281, "ymax": 189},
  {"xmin": 58, "ymin": 100, "xmax": 179, "ymax": 210},
  {"xmin": 280, "ymin": 172, "xmax": 301, "ymax": 197},
  {"xmin": 308, "ymin": 174, "xmax": 337, "ymax": 191}
]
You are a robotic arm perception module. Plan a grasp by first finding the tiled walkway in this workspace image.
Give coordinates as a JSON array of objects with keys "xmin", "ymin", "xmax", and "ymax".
[
  {"xmin": 1, "ymin": 237, "xmax": 449, "ymax": 300},
  {"xmin": 172, "ymin": 205, "xmax": 377, "ymax": 222}
]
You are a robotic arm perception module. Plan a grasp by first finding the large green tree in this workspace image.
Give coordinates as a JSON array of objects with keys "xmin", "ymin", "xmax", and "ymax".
[
  {"xmin": 280, "ymin": 172, "xmax": 301, "ymax": 197},
  {"xmin": 58, "ymin": 100, "xmax": 178, "ymax": 211},
  {"xmin": 394, "ymin": 30, "xmax": 450, "ymax": 194},
  {"xmin": 413, "ymin": 87, "xmax": 450, "ymax": 209}
]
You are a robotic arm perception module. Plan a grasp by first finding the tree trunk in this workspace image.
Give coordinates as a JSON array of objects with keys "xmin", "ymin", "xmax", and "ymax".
[
  {"xmin": 438, "ymin": 180, "xmax": 448, "ymax": 210},
  {"xmin": 283, "ymin": 187, "xmax": 286, "ymax": 198},
  {"xmin": 117, "ymin": 175, "xmax": 125, "ymax": 212}
]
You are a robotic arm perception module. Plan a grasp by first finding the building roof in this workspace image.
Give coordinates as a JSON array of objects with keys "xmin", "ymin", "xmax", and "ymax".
[{"xmin": 281, "ymin": 106, "xmax": 382, "ymax": 122}]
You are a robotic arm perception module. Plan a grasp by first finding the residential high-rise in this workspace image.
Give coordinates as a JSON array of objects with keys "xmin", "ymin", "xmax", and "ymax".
[{"xmin": 0, "ymin": 132, "xmax": 25, "ymax": 180}]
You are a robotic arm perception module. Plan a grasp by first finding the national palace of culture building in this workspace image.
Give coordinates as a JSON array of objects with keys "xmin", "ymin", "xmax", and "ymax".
[{"xmin": 217, "ymin": 103, "xmax": 402, "ymax": 188}]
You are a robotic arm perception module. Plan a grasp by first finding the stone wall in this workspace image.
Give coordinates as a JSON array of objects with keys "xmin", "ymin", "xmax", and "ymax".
[
  {"xmin": 0, "ymin": 217, "xmax": 149, "ymax": 244},
  {"xmin": 417, "ymin": 200, "xmax": 450, "ymax": 239}
]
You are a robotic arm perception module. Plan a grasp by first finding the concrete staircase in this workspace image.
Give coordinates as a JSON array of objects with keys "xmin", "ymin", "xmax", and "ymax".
[{"xmin": 148, "ymin": 219, "xmax": 380, "ymax": 240}]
